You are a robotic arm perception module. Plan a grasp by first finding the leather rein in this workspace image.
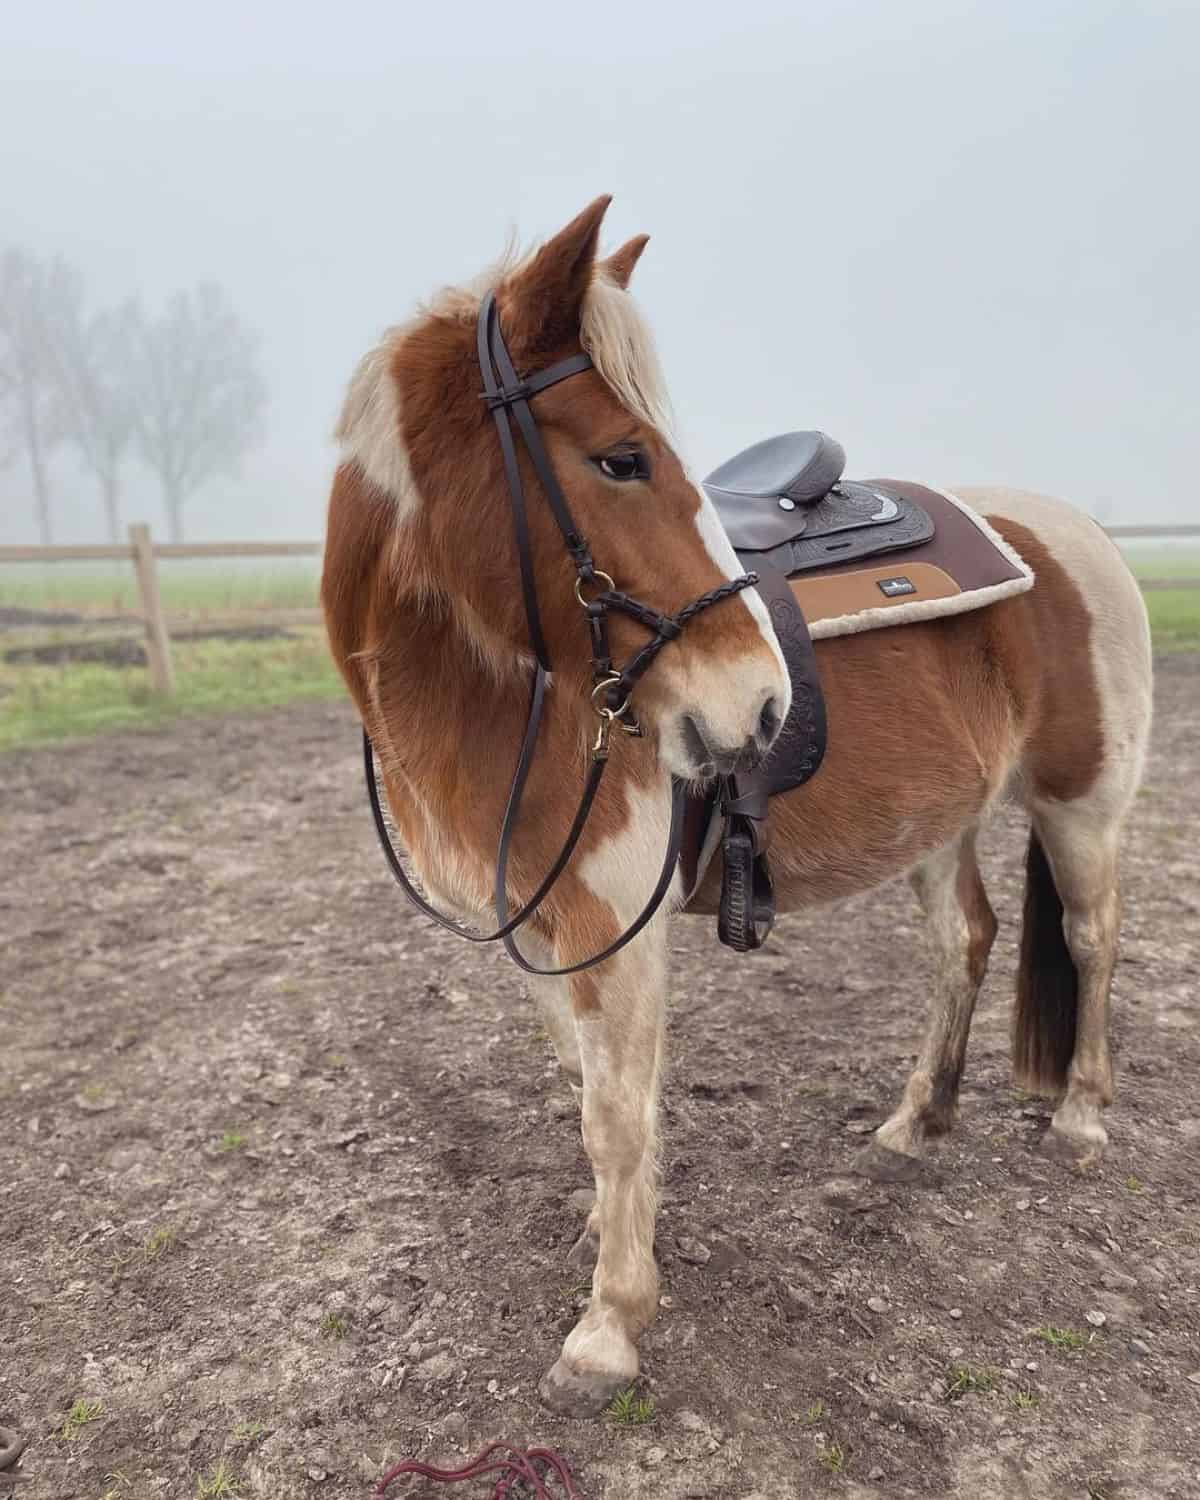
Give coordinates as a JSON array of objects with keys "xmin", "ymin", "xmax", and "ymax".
[{"xmin": 363, "ymin": 289, "xmax": 757, "ymax": 976}]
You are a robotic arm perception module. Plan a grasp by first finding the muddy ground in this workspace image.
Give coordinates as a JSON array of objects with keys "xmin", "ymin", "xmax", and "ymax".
[{"xmin": 4, "ymin": 656, "xmax": 1199, "ymax": 1500}]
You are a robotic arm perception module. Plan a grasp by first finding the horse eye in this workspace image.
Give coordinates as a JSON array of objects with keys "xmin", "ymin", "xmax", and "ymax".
[{"xmin": 594, "ymin": 451, "xmax": 648, "ymax": 482}]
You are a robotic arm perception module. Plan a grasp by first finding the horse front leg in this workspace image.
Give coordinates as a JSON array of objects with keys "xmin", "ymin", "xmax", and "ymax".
[{"xmin": 538, "ymin": 916, "xmax": 666, "ymax": 1417}]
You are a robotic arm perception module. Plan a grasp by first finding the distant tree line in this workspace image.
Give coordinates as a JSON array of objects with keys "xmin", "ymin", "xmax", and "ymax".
[{"xmin": 0, "ymin": 249, "xmax": 267, "ymax": 544}]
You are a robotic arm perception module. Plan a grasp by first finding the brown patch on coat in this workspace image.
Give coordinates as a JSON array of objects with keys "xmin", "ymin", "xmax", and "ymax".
[
  {"xmin": 690, "ymin": 615, "xmax": 1010, "ymax": 913},
  {"xmin": 981, "ymin": 516, "xmax": 1105, "ymax": 803},
  {"xmin": 570, "ymin": 971, "xmax": 603, "ymax": 1017}
]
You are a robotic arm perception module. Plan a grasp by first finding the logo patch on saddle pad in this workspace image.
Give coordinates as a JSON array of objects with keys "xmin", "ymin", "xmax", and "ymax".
[{"xmin": 877, "ymin": 575, "xmax": 917, "ymax": 598}]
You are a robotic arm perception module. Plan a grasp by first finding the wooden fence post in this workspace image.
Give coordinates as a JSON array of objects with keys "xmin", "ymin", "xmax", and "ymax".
[{"xmin": 129, "ymin": 523, "xmax": 176, "ymax": 696}]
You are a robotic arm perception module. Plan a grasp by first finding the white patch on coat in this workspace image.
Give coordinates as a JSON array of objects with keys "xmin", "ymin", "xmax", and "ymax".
[
  {"xmin": 579, "ymin": 772, "xmax": 683, "ymax": 923},
  {"xmin": 956, "ymin": 485, "xmax": 1153, "ymax": 822},
  {"xmin": 334, "ymin": 327, "xmax": 419, "ymax": 514},
  {"xmin": 691, "ymin": 480, "xmax": 790, "ymax": 693}
]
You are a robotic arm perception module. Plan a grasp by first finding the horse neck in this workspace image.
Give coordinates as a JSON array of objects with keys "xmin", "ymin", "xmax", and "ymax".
[{"xmin": 368, "ymin": 591, "xmax": 596, "ymax": 840}]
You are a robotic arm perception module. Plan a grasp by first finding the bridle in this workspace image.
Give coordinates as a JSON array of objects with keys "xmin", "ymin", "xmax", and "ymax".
[{"xmin": 364, "ymin": 288, "xmax": 757, "ymax": 975}]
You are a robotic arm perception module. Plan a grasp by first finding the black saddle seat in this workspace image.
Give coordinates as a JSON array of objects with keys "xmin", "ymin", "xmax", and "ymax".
[{"xmin": 703, "ymin": 431, "xmax": 846, "ymax": 542}]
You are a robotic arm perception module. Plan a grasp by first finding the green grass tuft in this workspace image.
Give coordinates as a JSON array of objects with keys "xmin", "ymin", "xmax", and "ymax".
[
  {"xmin": 195, "ymin": 1459, "xmax": 241, "ymax": 1498},
  {"xmin": 606, "ymin": 1387, "xmax": 655, "ymax": 1426},
  {"xmin": 799, "ymin": 1399, "xmax": 827, "ymax": 1425},
  {"xmin": 142, "ymin": 1226, "xmax": 175, "ymax": 1261},
  {"xmin": 60, "ymin": 1397, "xmax": 102, "ymax": 1439},
  {"xmin": 1033, "ymin": 1325, "xmax": 1086, "ymax": 1351},
  {"xmin": 944, "ymin": 1364, "xmax": 1000, "ymax": 1400},
  {"xmin": 231, "ymin": 1419, "xmax": 268, "ymax": 1443},
  {"xmin": 319, "ymin": 1311, "xmax": 350, "ymax": 1340},
  {"xmin": 1009, "ymin": 1389, "xmax": 1040, "ymax": 1411},
  {"xmin": 217, "ymin": 1128, "xmax": 248, "ymax": 1154},
  {"xmin": 816, "ymin": 1438, "xmax": 847, "ymax": 1473}
]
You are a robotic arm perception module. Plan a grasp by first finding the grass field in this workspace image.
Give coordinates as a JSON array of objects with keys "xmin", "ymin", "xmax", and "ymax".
[
  {"xmin": 1120, "ymin": 544, "xmax": 1200, "ymax": 582},
  {"xmin": 0, "ymin": 556, "xmax": 321, "ymax": 617},
  {"xmin": 0, "ymin": 628, "xmax": 342, "ymax": 751},
  {"xmin": 1, "ymin": 548, "xmax": 1196, "ymax": 752}
]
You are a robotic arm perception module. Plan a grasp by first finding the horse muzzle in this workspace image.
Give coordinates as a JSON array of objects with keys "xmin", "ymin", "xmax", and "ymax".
[{"xmin": 676, "ymin": 692, "xmax": 783, "ymax": 780}]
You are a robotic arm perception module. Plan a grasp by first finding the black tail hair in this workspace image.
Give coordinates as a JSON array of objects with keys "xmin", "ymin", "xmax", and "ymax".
[{"xmin": 1012, "ymin": 829, "xmax": 1077, "ymax": 1094}]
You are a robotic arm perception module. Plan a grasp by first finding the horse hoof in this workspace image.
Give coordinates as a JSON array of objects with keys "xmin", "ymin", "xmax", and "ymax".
[
  {"xmin": 539, "ymin": 1358, "xmax": 629, "ymax": 1418},
  {"xmin": 1038, "ymin": 1123, "xmax": 1105, "ymax": 1171},
  {"xmin": 855, "ymin": 1140, "xmax": 938, "ymax": 1185}
]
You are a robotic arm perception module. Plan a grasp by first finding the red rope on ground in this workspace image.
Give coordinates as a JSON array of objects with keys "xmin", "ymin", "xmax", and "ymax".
[{"xmin": 373, "ymin": 1440, "xmax": 583, "ymax": 1498}]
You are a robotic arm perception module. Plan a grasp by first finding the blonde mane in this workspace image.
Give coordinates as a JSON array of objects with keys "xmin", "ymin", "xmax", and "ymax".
[{"xmin": 334, "ymin": 249, "xmax": 673, "ymax": 516}]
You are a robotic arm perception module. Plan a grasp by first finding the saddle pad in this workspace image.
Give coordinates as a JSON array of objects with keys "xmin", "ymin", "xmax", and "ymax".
[{"xmin": 790, "ymin": 483, "xmax": 1033, "ymax": 639}]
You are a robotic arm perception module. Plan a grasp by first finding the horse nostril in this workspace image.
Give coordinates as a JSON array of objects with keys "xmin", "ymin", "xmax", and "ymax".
[
  {"xmin": 680, "ymin": 713, "xmax": 713, "ymax": 769},
  {"xmin": 758, "ymin": 696, "xmax": 782, "ymax": 744}
]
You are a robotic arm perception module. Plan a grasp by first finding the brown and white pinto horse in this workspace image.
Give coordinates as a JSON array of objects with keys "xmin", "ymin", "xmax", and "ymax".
[{"xmin": 321, "ymin": 197, "xmax": 1153, "ymax": 1415}]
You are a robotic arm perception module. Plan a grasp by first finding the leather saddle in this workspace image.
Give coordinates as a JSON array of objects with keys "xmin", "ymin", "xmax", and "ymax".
[
  {"xmin": 703, "ymin": 431, "xmax": 934, "ymax": 567},
  {"xmin": 689, "ymin": 432, "xmax": 936, "ymax": 951}
]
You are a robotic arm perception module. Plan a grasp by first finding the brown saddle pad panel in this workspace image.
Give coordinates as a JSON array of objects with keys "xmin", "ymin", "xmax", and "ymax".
[{"xmin": 794, "ymin": 483, "xmax": 1032, "ymax": 638}]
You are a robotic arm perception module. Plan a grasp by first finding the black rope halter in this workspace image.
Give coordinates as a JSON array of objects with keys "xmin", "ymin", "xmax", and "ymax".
[{"xmin": 364, "ymin": 289, "xmax": 757, "ymax": 975}]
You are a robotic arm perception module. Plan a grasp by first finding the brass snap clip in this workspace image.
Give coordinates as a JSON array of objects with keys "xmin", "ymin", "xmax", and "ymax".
[{"xmin": 589, "ymin": 673, "xmax": 630, "ymax": 762}]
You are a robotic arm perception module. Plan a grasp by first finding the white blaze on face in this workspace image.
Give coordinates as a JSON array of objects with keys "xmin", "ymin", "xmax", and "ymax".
[
  {"xmin": 691, "ymin": 479, "xmax": 791, "ymax": 698},
  {"xmin": 644, "ymin": 478, "xmax": 793, "ymax": 781}
]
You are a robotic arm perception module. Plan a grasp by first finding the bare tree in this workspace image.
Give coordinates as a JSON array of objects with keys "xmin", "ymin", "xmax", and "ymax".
[
  {"xmin": 0, "ymin": 249, "xmax": 73, "ymax": 544},
  {"xmin": 125, "ymin": 284, "xmax": 267, "ymax": 543},
  {"xmin": 47, "ymin": 296, "xmax": 138, "ymax": 544}
]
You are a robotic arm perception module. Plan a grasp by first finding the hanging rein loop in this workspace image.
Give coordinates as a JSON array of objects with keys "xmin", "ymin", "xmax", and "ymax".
[{"xmin": 363, "ymin": 289, "xmax": 757, "ymax": 976}]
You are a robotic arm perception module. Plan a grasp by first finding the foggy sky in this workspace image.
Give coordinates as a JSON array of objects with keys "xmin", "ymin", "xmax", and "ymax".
[{"xmin": 2, "ymin": 0, "xmax": 1197, "ymax": 544}]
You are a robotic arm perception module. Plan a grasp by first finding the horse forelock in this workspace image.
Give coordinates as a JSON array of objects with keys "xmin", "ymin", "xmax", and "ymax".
[{"xmin": 579, "ymin": 271, "xmax": 673, "ymax": 437}]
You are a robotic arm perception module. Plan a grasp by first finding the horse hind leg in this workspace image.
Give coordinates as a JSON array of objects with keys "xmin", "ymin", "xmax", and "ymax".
[
  {"xmin": 863, "ymin": 826, "xmax": 997, "ymax": 1180},
  {"xmin": 1015, "ymin": 802, "xmax": 1122, "ymax": 1168}
]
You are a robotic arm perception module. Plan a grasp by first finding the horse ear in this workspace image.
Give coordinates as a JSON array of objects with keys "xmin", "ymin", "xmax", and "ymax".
[
  {"xmin": 502, "ymin": 195, "xmax": 612, "ymax": 359},
  {"xmin": 600, "ymin": 234, "xmax": 650, "ymax": 290}
]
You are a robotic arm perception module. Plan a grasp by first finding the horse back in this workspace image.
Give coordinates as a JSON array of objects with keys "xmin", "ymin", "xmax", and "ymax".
[{"xmin": 688, "ymin": 490, "xmax": 1147, "ymax": 914}]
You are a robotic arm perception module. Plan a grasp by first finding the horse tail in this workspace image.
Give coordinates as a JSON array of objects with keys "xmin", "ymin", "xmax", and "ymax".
[{"xmin": 1012, "ymin": 828, "xmax": 1077, "ymax": 1094}]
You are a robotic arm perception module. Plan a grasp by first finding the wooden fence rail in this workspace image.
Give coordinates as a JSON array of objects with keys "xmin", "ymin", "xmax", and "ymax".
[
  {"xmin": 0, "ymin": 526, "xmax": 324, "ymax": 696},
  {"xmin": 2, "ymin": 522, "xmax": 1197, "ymax": 697}
]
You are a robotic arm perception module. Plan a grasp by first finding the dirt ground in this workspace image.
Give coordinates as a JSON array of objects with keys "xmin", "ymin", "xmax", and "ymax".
[{"xmin": 4, "ymin": 655, "xmax": 1199, "ymax": 1500}]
